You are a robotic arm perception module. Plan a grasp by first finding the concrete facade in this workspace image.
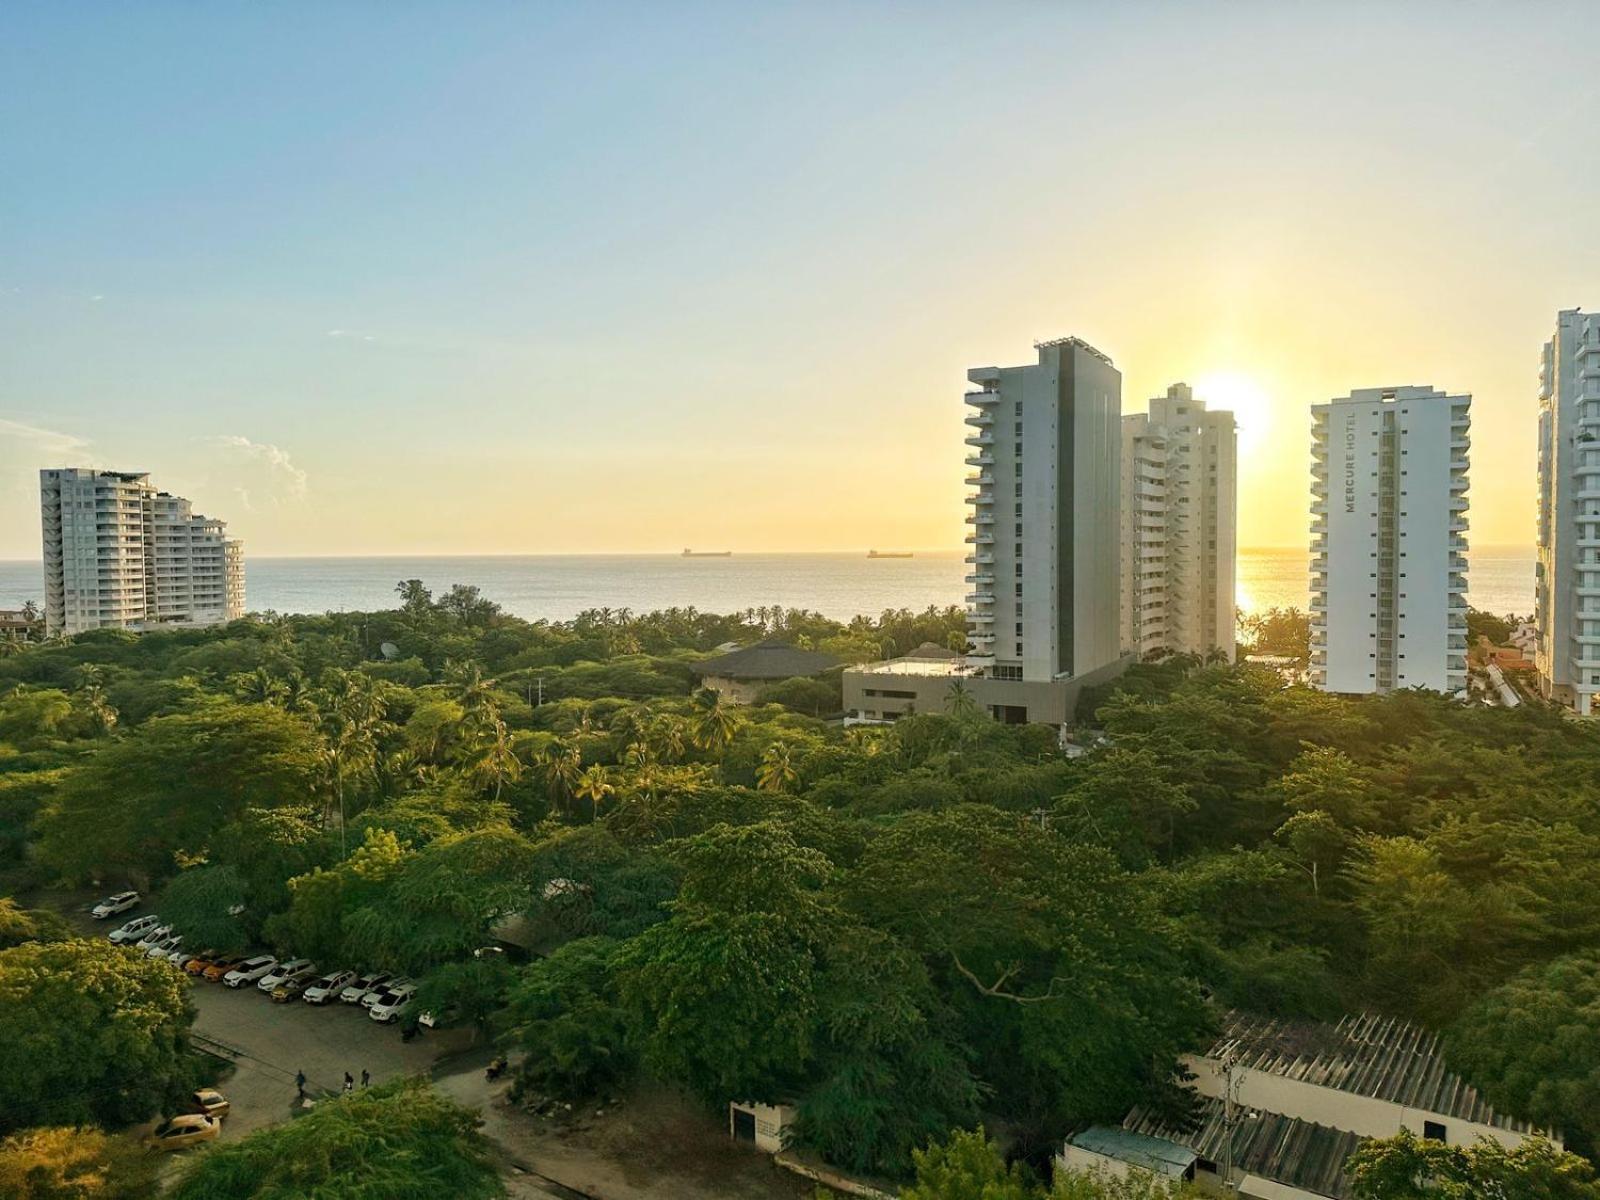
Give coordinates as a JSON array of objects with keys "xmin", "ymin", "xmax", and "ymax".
[
  {"xmin": 41, "ymin": 468, "xmax": 245, "ymax": 635},
  {"xmin": 1309, "ymin": 388, "xmax": 1470, "ymax": 695},
  {"xmin": 1536, "ymin": 308, "xmax": 1600, "ymax": 714},
  {"xmin": 843, "ymin": 652, "xmax": 1130, "ymax": 727},
  {"xmin": 1121, "ymin": 384, "xmax": 1237, "ymax": 661}
]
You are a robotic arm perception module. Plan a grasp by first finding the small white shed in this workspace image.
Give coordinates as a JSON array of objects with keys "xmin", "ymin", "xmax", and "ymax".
[{"xmin": 729, "ymin": 1100, "xmax": 796, "ymax": 1153}]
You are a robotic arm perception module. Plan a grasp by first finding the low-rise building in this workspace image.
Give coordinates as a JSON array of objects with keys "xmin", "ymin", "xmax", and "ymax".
[
  {"xmin": 693, "ymin": 639, "xmax": 842, "ymax": 705},
  {"xmin": 1060, "ymin": 1010, "xmax": 1555, "ymax": 1200}
]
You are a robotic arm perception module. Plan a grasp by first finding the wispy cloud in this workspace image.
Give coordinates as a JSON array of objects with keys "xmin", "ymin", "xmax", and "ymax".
[
  {"xmin": 0, "ymin": 417, "xmax": 90, "ymax": 461},
  {"xmin": 205, "ymin": 435, "xmax": 309, "ymax": 511},
  {"xmin": 326, "ymin": 328, "xmax": 377, "ymax": 342}
]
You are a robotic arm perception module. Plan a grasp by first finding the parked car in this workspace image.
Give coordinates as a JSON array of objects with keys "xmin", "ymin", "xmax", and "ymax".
[
  {"xmin": 185, "ymin": 951, "xmax": 228, "ymax": 976},
  {"xmin": 271, "ymin": 969, "xmax": 316, "ymax": 1003},
  {"xmin": 189, "ymin": 1089, "xmax": 230, "ymax": 1119},
  {"xmin": 302, "ymin": 970, "xmax": 356, "ymax": 1005},
  {"xmin": 171, "ymin": 944, "xmax": 214, "ymax": 968},
  {"xmin": 257, "ymin": 958, "xmax": 314, "ymax": 993},
  {"xmin": 340, "ymin": 971, "xmax": 392, "ymax": 1005},
  {"xmin": 418, "ymin": 1004, "xmax": 459, "ymax": 1030},
  {"xmin": 146, "ymin": 934, "xmax": 182, "ymax": 960},
  {"xmin": 201, "ymin": 955, "xmax": 246, "ymax": 982},
  {"xmin": 135, "ymin": 923, "xmax": 174, "ymax": 950},
  {"xmin": 110, "ymin": 914, "xmax": 161, "ymax": 945},
  {"xmin": 145, "ymin": 1114, "xmax": 218, "ymax": 1152},
  {"xmin": 223, "ymin": 955, "xmax": 278, "ymax": 988},
  {"xmin": 361, "ymin": 977, "xmax": 413, "ymax": 1010},
  {"xmin": 92, "ymin": 890, "xmax": 140, "ymax": 919},
  {"xmin": 368, "ymin": 983, "xmax": 417, "ymax": 1024}
]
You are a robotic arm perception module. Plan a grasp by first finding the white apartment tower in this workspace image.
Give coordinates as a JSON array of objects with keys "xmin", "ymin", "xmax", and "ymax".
[
  {"xmin": 1309, "ymin": 388, "xmax": 1470, "ymax": 695},
  {"xmin": 1535, "ymin": 308, "xmax": 1600, "ymax": 713},
  {"xmin": 1120, "ymin": 384, "xmax": 1237, "ymax": 661},
  {"xmin": 964, "ymin": 337, "xmax": 1122, "ymax": 695},
  {"xmin": 40, "ymin": 469, "xmax": 245, "ymax": 636}
]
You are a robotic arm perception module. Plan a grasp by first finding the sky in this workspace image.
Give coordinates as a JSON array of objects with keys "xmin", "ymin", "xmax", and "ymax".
[{"xmin": 2, "ymin": 2, "xmax": 1596, "ymax": 558}]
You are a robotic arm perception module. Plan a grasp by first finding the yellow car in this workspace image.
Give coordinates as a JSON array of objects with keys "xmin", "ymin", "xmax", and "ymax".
[
  {"xmin": 146, "ymin": 1114, "xmax": 219, "ymax": 1152},
  {"xmin": 190, "ymin": 1089, "xmax": 230, "ymax": 1119},
  {"xmin": 183, "ymin": 950, "xmax": 223, "ymax": 976},
  {"xmin": 201, "ymin": 955, "xmax": 245, "ymax": 982}
]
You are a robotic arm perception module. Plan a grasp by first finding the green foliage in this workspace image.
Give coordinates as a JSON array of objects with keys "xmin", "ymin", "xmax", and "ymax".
[
  {"xmin": 36, "ymin": 702, "xmax": 321, "ymax": 882},
  {"xmin": 498, "ymin": 937, "xmax": 635, "ymax": 1101},
  {"xmin": 167, "ymin": 1076, "xmax": 503, "ymax": 1200},
  {"xmin": 1448, "ymin": 952, "xmax": 1600, "ymax": 1154},
  {"xmin": 1346, "ymin": 1129, "xmax": 1600, "ymax": 1199},
  {"xmin": 0, "ymin": 937, "xmax": 196, "ymax": 1134},
  {"xmin": 899, "ymin": 1127, "xmax": 1034, "ymax": 1200},
  {"xmin": 0, "ymin": 897, "xmax": 72, "ymax": 949},
  {"xmin": 158, "ymin": 864, "xmax": 251, "ymax": 954},
  {"xmin": 0, "ymin": 1124, "xmax": 158, "ymax": 1199}
]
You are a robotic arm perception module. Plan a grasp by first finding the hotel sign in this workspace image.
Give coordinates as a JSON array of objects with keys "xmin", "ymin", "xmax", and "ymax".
[{"xmin": 1343, "ymin": 411, "xmax": 1357, "ymax": 514}]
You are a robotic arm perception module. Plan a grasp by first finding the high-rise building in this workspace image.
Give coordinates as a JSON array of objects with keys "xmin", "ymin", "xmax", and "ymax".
[
  {"xmin": 1120, "ymin": 384, "xmax": 1237, "ymax": 661},
  {"xmin": 1309, "ymin": 387, "xmax": 1469, "ymax": 695},
  {"xmin": 844, "ymin": 336, "xmax": 1127, "ymax": 728},
  {"xmin": 40, "ymin": 469, "xmax": 245, "ymax": 635},
  {"xmin": 1535, "ymin": 308, "xmax": 1600, "ymax": 714}
]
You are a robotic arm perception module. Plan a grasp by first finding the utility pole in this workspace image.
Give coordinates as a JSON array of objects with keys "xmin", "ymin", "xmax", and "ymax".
[{"xmin": 1219, "ymin": 1047, "xmax": 1246, "ymax": 1191}]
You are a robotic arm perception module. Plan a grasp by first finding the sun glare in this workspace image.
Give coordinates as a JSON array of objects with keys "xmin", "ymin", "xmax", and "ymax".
[{"xmin": 1193, "ymin": 371, "xmax": 1272, "ymax": 455}]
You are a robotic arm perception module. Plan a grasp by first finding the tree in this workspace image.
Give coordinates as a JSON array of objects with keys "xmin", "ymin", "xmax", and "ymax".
[
  {"xmin": 1346, "ymin": 1129, "xmax": 1600, "ymax": 1199},
  {"xmin": 158, "ymin": 865, "xmax": 251, "ymax": 954},
  {"xmin": 395, "ymin": 579, "xmax": 434, "ymax": 618},
  {"xmin": 0, "ymin": 1125, "xmax": 157, "ymax": 1199},
  {"xmin": 574, "ymin": 765, "xmax": 616, "ymax": 815},
  {"xmin": 1447, "ymin": 952, "xmax": 1600, "ymax": 1155},
  {"xmin": 899, "ymin": 1127, "xmax": 1034, "ymax": 1200},
  {"xmin": 168, "ymin": 1077, "xmax": 503, "ymax": 1200},
  {"xmin": 0, "ymin": 937, "xmax": 195, "ymax": 1133},
  {"xmin": 535, "ymin": 743, "xmax": 583, "ymax": 818},
  {"xmin": 36, "ymin": 703, "xmax": 322, "ymax": 882},
  {"xmin": 498, "ymin": 937, "xmax": 636, "ymax": 1101},
  {"xmin": 0, "ymin": 897, "xmax": 72, "ymax": 949},
  {"xmin": 756, "ymin": 743, "xmax": 800, "ymax": 793},
  {"xmin": 690, "ymin": 688, "xmax": 740, "ymax": 752}
]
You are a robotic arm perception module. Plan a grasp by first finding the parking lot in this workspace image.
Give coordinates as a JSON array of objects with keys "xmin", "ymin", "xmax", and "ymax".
[{"xmin": 188, "ymin": 971, "xmax": 473, "ymax": 1136}]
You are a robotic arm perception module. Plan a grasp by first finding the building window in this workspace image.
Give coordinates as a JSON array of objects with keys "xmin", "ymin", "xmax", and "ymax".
[{"xmin": 1423, "ymin": 1121, "xmax": 1447, "ymax": 1143}]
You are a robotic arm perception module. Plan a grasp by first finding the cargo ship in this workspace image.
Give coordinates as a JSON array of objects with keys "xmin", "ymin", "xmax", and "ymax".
[
  {"xmin": 867, "ymin": 550, "xmax": 913, "ymax": 558},
  {"xmin": 682, "ymin": 549, "xmax": 733, "ymax": 557}
]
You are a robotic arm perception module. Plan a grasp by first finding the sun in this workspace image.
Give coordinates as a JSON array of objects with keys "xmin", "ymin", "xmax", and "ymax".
[{"xmin": 1192, "ymin": 371, "xmax": 1272, "ymax": 455}]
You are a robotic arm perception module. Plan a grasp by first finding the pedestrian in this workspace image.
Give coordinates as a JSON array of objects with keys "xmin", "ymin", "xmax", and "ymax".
[
  {"xmin": 343, "ymin": 1072, "xmax": 353, "ymax": 1095},
  {"xmin": 360, "ymin": 1069, "xmax": 370, "ymax": 1088},
  {"xmin": 295, "ymin": 1069, "xmax": 306, "ymax": 1098}
]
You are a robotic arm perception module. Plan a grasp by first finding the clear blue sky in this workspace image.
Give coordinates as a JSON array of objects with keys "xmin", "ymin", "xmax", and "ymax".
[{"xmin": 3, "ymin": 2, "xmax": 1596, "ymax": 556}]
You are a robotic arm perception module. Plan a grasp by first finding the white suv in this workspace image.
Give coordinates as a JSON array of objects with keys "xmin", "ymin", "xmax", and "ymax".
[
  {"xmin": 340, "ymin": 971, "xmax": 392, "ymax": 1005},
  {"xmin": 92, "ymin": 891, "xmax": 141, "ymax": 919},
  {"xmin": 110, "ymin": 914, "xmax": 161, "ymax": 945},
  {"xmin": 302, "ymin": 970, "xmax": 356, "ymax": 1005},
  {"xmin": 368, "ymin": 983, "xmax": 417, "ymax": 1024},
  {"xmin": 223, "ymin": 955, "xmax": 278, "ymax": 988},
  {"xmin": 257, "ymin": 958, "xmax": 315, "ymax": 993}
]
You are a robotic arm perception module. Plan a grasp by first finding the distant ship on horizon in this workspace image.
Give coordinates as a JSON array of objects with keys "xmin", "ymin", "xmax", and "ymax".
[
  {"xmin": 867, "ymin": 549, "xmax": 914, "ymax": 559},
  {"xmin": 682, "ymin": 548, "xmax": 733, "ymax": 557}
]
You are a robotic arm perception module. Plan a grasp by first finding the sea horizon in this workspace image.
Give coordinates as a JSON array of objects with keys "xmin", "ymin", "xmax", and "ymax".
[{"xmin": 0, "ymin": 545, "xmax": 1539, "ymax": 626}]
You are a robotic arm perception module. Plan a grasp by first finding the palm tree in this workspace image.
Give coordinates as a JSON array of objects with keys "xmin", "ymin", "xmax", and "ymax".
[
  {"xmin": 0, "ymin": 632, "xmax": 24, "ymax": 658},
  {"xmin": 755, "ymin": 743, "xmax": 799, "ymax": 794},
  {"xmin": 573, "ymin": 765, "xmax": 615, "ymax": 816},
  {"xmin": 652, "ymin": 718, "xmax": 688, "ymax": 764},
  {"xmin": 78, "ymin": 684, "xmax": 118, "ymax": 736},
  {"xmin": 623, "ymin": 741, "xmax": 656, "ymax": 769},
  {"xmin": 535, "ymin": 744, "xmax": 583, "ymax": 817},
  {"xmin": 469, "ymin": 717, "xmax": 524, "ymax": 801},
  {"xmin": 236, "ymin": 667, "xmax": 286, "ymax": 705},
  {"xmin": 445, "ymin": 660, "xmax": 498, "ymax": 720},
  {"xmin": 689, "ymin": 688, "xmax": 739, "ymax": 753},
  {"xmin": 279, "ymin": 669, "xmax": 314, "ymax": 714}
]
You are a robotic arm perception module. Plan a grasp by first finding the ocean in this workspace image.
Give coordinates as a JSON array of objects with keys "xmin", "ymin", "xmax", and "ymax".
[{"xmin": 0, "ymin": 547, "xmax": 1537, "ymax": 625}]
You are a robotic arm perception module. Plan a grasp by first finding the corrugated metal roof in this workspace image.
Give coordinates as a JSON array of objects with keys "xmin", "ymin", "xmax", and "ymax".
[
  {"xmin": 1203, "ymin": 1010, "xmax": 1537, "ymax": 1134},
  {"xmin": 1067, "ymin": 1127, "xmax": 1197, "ymax": 1178},
  {"xmin": 1127, "ymin": 1098, "xmax": 1363, "ymax": 1200}
]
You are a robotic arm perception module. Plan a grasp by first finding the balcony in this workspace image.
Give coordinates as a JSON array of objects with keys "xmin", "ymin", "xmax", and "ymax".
[
  {"xmin": 965, "ymin": 389, "xmax": 1000, "ymax": 406},
  {"xmin": 964, "ymin": 473, "xmax": 994, "ymax": 487},
  {"xmin": 964, "ymin": 512, "xmax": 995, "ymax": 526},
  {"xmin": 964, "ymin": 411, "xmax": 994, "ymax": 429},
  {"xmin": 965, "ymin": 573, "xmax": 994, "ymax": 585},
  {"xmin": 964, "ymin": 431, "xmax": 995, "ymax": 448},
  {"xmin": 965, "ymin": 452, "xmax": 994, "ymax": 468},
  {"xmin": 965, "ymin": 592, "xmax": 995, "ymax": 606}
]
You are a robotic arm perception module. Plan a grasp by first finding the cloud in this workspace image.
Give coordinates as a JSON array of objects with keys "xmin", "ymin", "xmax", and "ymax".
[
  {"xmin": 0, "ymin": 418, "xmax": 91, "ymax": 462},
  {"xmin": 206, "ymin": 435, "xmax": 309, "ymax": 511},
  {"xmin": 326, "ymin": 328, "xmax": 376, "ymax": 342}
]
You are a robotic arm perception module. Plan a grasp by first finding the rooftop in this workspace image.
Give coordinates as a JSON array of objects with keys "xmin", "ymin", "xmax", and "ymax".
[
  {"xmin": 1066, "ymin": 1127, "xmax": 1196, "ymax": 1179},
  {"xmin": 848, "ymin": 656, "xmax": 982, "ymax": 678},
  {"xmin": 1203, "ymin": 1010, "xmax": 1539, "ymax": 1134},
  {"xmin": 694, "ymin": 638, "xmax": 842, "ymax": 680},
  {"xmin": 1126, "ymin": 1098, "xmax": 1362, "ymax": 1200}
]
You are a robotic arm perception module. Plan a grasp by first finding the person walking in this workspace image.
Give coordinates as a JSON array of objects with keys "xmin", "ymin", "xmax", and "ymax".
[
  {"xmin": 360, "ymin": 1068, "xmax": 370, "ymax": 1088},
  {"xmin": 343, "ymin": 1072, "xmax": 353, "ymax": 1095},
  {"xmin": 295, "ymin": 1069, "xmax": 306, "ymax": 1099}
]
